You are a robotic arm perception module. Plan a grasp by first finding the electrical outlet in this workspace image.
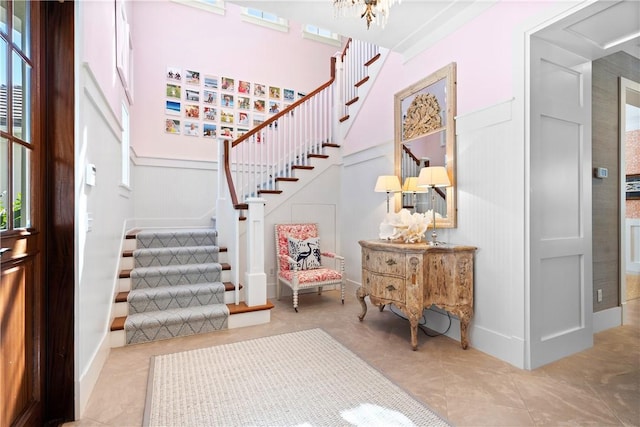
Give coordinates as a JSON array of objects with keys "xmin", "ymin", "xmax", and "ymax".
[{"xmin": 597, "ymin": 289, "xmax": 602, "ymax": 303}]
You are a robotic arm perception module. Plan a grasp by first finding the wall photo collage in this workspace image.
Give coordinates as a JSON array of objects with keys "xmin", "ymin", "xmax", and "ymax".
[{"xmin": 164, "ymin": 66, "xmax": 305, "ymax": 140}]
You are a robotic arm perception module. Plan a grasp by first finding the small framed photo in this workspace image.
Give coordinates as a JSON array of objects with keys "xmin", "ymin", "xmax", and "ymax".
[
  {"xmin": 221, "ymin": 94, "xmax": 234, "ymax": 108},
  {"xmin": 204, "ymin": 75, "xmax": 218, "ymax": 89},
  {"xmin": 185, "ymin": 89, "xmax": 200, "ymax": 102},
  {"xmin": 166, "ymin": 67, "xmax": 181, "ymax": 82},
  {"xmin": 283, "ymin": 88, "xmax": 294, "ymax": 102},
  {"xmin": 166, "ymin": 84, "xmax": 181, "ymax": 99},
  {"xmin": 237, "ymin": 127, "xmax": 249, "ymax": 138},
  {"xmin": 183, "ymin": 121, "xmax": 199, "ymax": 136},
  {"xmin": 203, "ymin": 90, "xmax": 217, "ymax": 105},
  {"xmin": 253, "ymin": 114, "xmax": 265, "ymax": 126},
  {"xmin": 204, "ymin": 107, "xmax": 217, "ymax": 121},
  {"xmin": 269, "ymin": 86, "xmax": 281, "ymax": 99},
  {"xmin": 268, "ymin": 101, "xmax": 281, "ymax": 114},
  {"xmin": 297, "ymin": 91, "xmax": 306, "ymax": 100},
  {"xmin": 238, "ymin": 80, "xmax": 251, "ymax": 94},
  {"xmin": 165, "ymin": 118, "xmax": 180, "ymax": 134},
  {"xmin": 221, "ymin": 76, "xmax": 235, "ymax": 92},
  {"xmin": 237, "ymin": 111, "xmax": 250, "ymax": 126},
  {"xmin": 166, "ymin": 100, "xmax": 181, "ymax": 116},
  {"xmin": 185, "ymin": 69, "xmax": 200, "ymax": 85},
  {"xmin": 254, "ymin": 83, "xmax": 266, "ymax": 97},
  {"xmin": 203, "ymin": 123, "xmax": 217, "ymax": 138},
  {"xmin": 184, "ymin": 104, "xmax": 200, "ymax": 118},
  {"xmin": 253, "ymin": 99, "xmax": 266, "ymax": 113},
  {"xmin": 220, "ymin": 126, "xmax": 234, "ymax": 139},
  {"xmin": 220, "ymin": 110, "xmax": 234, "ymax": 124},
  {"xmin": 237, "ymin": 96, "xmax": 251, "ymax": 110}
]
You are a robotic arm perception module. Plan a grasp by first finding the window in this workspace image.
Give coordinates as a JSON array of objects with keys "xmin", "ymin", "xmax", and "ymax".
[
  {"xmin": 303, "ymin": 24, "xmax": 341, "ymax": 47},
  {"xmin": 1, "ymin": 0, "xmax": 32, "ymax": 231},
  {"xmin": 170, "ymin": 0, "xmax": 225, "ymax": 15},
  {"xmin": 241, "ymin": 8, "xmax": 288, "ymax": 32}
]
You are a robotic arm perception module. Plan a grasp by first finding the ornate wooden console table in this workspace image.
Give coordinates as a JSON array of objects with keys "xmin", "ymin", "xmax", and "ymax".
[{"xmin": 358, "ymin": 239, "xmax": 476, "ymax": 350}]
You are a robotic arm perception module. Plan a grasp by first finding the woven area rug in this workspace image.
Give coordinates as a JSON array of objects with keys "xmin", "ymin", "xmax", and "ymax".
[{"xmin": 144, "ymin": 328, "xmax": 450, "ymax": 426}]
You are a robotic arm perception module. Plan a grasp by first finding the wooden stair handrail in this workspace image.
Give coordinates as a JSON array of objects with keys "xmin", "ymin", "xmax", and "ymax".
[{"xmin": 223, "ymin": 38, "xmax": 358, "ymax": 211}]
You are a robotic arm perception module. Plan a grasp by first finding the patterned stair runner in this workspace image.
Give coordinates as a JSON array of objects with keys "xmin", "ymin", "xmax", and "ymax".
[{"xmin": 124, "ymin": 229, "xmax": 229, "ymax": 345}]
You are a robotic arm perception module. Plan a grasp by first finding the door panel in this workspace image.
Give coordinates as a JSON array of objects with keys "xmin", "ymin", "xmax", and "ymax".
[{"xmin": 530, "ymin": 36, "xmax": 593, "ymax": 368}]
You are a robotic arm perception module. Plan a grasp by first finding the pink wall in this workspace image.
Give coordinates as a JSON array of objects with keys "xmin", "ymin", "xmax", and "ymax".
[
  {"xmin": 344, "ymin": 1, "xmax": 554, "ymax": 156},
  {"xmin": 130, "ymin": 1, "xmax": 338, "ymax": 161},
  {"xmin": 81, "ymin": 0, "xmax": 132, "ymax": 122}
]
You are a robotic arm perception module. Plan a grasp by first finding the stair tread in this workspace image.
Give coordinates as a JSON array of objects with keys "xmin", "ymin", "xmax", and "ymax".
[
  {"xmin": 292, "ymin": 165, "xmax": 314, "ymax": 170},
  {"xmin": 345, "ymin": 96, "xmax": 359, "ymax": 106},
  {"xmin": 322, "ymin": 143, "xmax": 340, "ymax": 148},
  {"xmin": 110, "ymin": 299, "xmax": 274, "ymax": 331},
  {"xmin": 339, "ymin": 115, "xmax": 349, "ymax": 123},
  {"xmin": 128, "ymin": 282, "xmax": 226, "ymax": 297},
  {"xmin": 257, "ymin": 189, "xmax": 283, "ymax": 194},
  {"xmin": 355, "ymin": 75, "xmax": 370, "ymax": 87},
  {"xmin": 120, "ymin": 262, "xmax": 230, "ymax": 279},
  {"xmin": 307, "ymin": 154, "xmax": 329, "ymax": 159},
  {"xmin": 114, "ymin": 282, "xmax": 241, "ymax": 303},
  {"xmin": 125, "ymin": 304, "xmax": 229, "ymax": 326},
  {"xmin": 364, "ymin": 53, "xmax": 381, "ymax": 67},
  {"xmin": 275, "ymin": 177, "xmax": 299, "ymax": 182}
]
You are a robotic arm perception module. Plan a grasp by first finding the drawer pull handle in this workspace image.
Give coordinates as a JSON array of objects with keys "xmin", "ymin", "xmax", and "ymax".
[
  {"xmin": 366, "ymin": 277, "xmax": 370, "ymax": 284},
  {"xmin": 385, "ymin": 259, "xmax": 396, "ymax": 266},
  {"xmin": 366, "ymin": 254, "xmax": 370, "ymax": 261},
  {"xmin": 386, "ymin": 284, "xmax": 396, "ymax": 292}
]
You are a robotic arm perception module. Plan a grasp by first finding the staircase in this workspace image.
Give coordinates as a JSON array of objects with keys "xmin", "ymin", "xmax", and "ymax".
[
  {"xmin": 110, "ymin": 228, "xmax": 273, "ymax": 347},
  {"xmin": 110, "ymin": 38, "xmax": 385, "ymax": 347}
]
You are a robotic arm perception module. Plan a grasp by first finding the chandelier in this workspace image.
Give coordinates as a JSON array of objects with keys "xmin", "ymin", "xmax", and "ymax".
[{"xmin": 333, "ymin": 0, "xmax": 400, "ymax": 29}]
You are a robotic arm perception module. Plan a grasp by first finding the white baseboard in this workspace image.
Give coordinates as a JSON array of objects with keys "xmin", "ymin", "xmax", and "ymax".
[
  {"xmin": 76, "ymin": 333, "xmax": 111, "ymax": 418},
  {"xmin": 593, "ymin": 306, "xmax": 622, "ymax": 333}
]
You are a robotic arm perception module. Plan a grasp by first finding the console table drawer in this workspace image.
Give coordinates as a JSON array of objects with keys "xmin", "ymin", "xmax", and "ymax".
[
  {"xmin": 362, "ymin": 250, "xmax": 405, "ymax": 277},
  {"xmin": 362, "ymin": 271, "xmax": 406, "ymax": 304}
]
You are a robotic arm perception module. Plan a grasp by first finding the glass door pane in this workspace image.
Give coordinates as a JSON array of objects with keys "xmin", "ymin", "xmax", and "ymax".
[
  {"xmin": 11, "ymin": 0, "xmax": 28, "ymax": 56},
  {"xmin": 12, "ymin": 141, "xmax": 29, "ymax": 228},
  {"xmin": 12, "ymin": 50, "xmax": 30, "ymax": 142},
  {"xmin": 0, "ymin": 38, "xmax": 7, "ymax": 133}
]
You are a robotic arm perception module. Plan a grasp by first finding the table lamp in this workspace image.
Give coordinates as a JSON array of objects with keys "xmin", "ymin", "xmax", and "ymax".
[
  {"xmin": 417, "ymin": 166, "xmax": 450, "ymax": 245},
  {"xmin": 374, "ymin": 175, "xmax": 401, "ymax": 213}
]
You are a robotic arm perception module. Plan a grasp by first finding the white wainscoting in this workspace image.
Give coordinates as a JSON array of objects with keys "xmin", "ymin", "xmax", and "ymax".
[
  {"xmin": 342, "ymin": 100, "xmax": 528, "ymax": 368},
  {"xmin": 77, "ymin": 63, "xmax": 136, "ymax": 417}
]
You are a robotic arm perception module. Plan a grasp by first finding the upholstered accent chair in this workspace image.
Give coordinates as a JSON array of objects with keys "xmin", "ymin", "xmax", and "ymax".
[{"xmin": 275, "ymin": 223, "xmax": 345, "ymax": 311}]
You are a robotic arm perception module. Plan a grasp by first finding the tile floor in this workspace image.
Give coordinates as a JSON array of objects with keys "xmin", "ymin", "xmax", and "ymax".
[{"xmin": 66, "ymin": 292, "xmax": 640, "ymax": 426}]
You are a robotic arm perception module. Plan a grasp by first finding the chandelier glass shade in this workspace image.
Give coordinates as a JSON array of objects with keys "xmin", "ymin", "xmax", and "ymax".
[{"xmin": 333, "ymin": 0, "xmax": 400, "ymax": 29}]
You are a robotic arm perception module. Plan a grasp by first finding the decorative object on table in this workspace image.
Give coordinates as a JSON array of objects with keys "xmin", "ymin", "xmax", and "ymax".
[
  {"xmin": 374, "ymin": 175, "xmax": 401, "ymax": 213},
  {"xmin": 378, "ymin": 208, "xmax": 429, "ymax": 243},
  {"xmin": 332, "ymin": 0, "xmax": 401, "ymax": 29},
  {"xmin": 417, "ymin": 166, "xmax": 450, "ymax": 246}
]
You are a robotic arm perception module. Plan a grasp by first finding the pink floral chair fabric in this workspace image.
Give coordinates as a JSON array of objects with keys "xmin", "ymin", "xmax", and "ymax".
[{"xmin": 275, "ymin": 223, "xmax": 345, "ymax": 311}]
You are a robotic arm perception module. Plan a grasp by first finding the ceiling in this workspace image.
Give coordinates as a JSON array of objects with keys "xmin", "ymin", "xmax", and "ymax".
[
  {"xmin": 227, "ymin": 1, "xmax": 640, "ymax": 60},
  {"xmin": 226, "ymin": 0, "xmax": 497, "ymax": 57}
]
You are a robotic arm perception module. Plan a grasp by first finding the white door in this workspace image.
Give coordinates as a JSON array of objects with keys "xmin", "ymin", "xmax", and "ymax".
[{"xmin": 529, "ymin": 36, "xmax": 593, "ymax": 369}]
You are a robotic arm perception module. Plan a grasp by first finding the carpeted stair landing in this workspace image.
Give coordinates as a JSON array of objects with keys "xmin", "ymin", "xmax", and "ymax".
[{"xmin": 124, "ymin": 229, "xmax": 230, "ymax": 345}]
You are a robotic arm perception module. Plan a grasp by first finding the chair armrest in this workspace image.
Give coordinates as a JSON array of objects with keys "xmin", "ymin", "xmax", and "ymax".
[{"xmin": 321, "ymin": 252, "xmax": 344, "ymax": 261}]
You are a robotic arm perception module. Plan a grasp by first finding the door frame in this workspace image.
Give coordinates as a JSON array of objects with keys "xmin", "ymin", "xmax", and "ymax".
[{"xmin": 620, "ymin": 76, "xmax": 640, "ymax": 324}]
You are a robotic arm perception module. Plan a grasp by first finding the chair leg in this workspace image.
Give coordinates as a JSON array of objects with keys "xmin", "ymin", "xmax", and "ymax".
[
  {"xmin": 276, "ymin": 279, "xmax": 281, "ymax": 301},
  {"xmin": 318, "ymin": 286, "xmax": 323, "ymax": 295},
  {"xmin": 341, "ymin": 283, "xmax": 345, "ymax": 304},
  {"xmin": 293, "ymin": 289, "xmax": 299, "ymax": 312}
]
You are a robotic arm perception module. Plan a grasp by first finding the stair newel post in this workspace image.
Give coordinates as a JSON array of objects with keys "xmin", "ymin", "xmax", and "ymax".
[
  {"xmin": 332, "ymin": 53, "xmax": 343, "ymax": 145},
  {"xmin": 245, "ymin": 197, "xmax": 267, "ymax": 306}
]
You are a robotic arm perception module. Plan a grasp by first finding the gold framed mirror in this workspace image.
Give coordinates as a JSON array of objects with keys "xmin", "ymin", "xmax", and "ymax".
[{"xmin": 394, "ymin": 62, "xmax": 457, "ymax": 229}]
